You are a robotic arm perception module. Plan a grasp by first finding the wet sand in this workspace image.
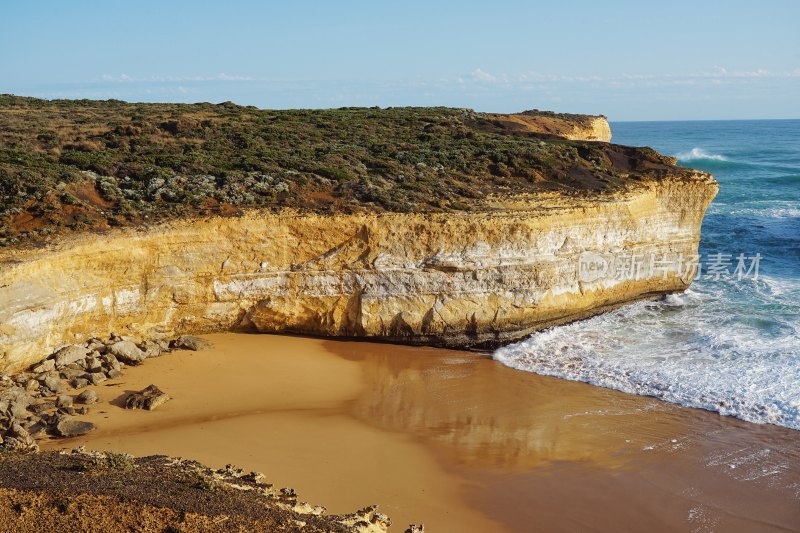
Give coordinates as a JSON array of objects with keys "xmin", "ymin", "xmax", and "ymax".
[{"xmin": 42, "ymin": 333, "xmax": 800, "ymax": 532}]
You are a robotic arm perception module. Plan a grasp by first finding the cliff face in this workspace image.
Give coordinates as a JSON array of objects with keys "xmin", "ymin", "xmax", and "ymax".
[
  {"xmin": 480, "ymin": 112, "xmax": 611, "ymax": 142},
  {"xmin": 0, "ymin": 98, "xmax": 719, "ymax": 371},
  {"xmin": 0, "ymin": 174, "xmax": 716, "ymax": 371}
]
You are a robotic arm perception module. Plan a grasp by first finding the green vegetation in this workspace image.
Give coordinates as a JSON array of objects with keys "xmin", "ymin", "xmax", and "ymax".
[
  {"xmin": 87, "ymin": 452, "xmax": 136, "ymax": 472},
  {"xmin": 0, "ymin": 95, "xmax": 678, "ymax": 247}
]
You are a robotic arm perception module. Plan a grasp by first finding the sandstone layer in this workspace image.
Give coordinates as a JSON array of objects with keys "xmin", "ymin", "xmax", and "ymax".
[
  {"xmin": 482, "ymin": 111, "xmax": 612, "ymax": 141},
  {"xmin": 0, "ymin": 173, "xmax": 716, "ymax": 372}
]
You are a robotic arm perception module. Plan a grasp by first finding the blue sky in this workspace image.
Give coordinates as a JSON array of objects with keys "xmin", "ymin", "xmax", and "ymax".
[{"xmin": 2, "ymin": 1, "xmax": 798, "ymax": 120}]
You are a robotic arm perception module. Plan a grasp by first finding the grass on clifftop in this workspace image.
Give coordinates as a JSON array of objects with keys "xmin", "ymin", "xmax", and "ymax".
[{"xmin": 0, "ymin": 95, "xmax": 679, "ymax": 247}]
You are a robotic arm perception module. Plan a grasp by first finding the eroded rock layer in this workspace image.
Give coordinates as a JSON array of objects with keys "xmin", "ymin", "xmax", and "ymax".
[{"xmin": 0, "ymin": 173, "xmax": 716, "ymax": 372}]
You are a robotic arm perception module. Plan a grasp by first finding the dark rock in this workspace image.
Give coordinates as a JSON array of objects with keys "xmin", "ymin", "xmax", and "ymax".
[
  {"xmin": 59, "ymin": 368, "xmax": 87, "ymax": 381},
  {"xmin": 101, "ymin": 353, "xmax": 122, "ymax": 372},
  {"xmin": 76, "ymin": 390, "xmax": 98, "ymax": 405},
  {"xmin": 42, "ymin": 376, "xmax": 63, "ymax": 394},
  {"xmin": 125, "ymin": 384, "xmax": 170, "ymax": 411},
  {"xmin": 70, "ymin": 377, "xmax": 90, "ymax": 389},
  {"xmin": 75, "ymin": 406, "xmax": 90, "ymax": 415},
  {"xmin": 110, "ymin": 340, "xmax": 147, "ymax": 365},
  {"xmin": 171, "ymin": 335, "xmax": 212, "ymax": 351},
  {"xmin": 26, "ymin": 422, "xmax": 47, "ymax": 438},
  {"xmin": 55, "ymin": 417, "xmax": 96, "ymax": 437},
  {"xmin": 28, "ymin": 400, "xmax": 56, "ymax": 415},
  {"xmin": 56, "ymin": 395, "xmax": 73, "ymax": 408},
  {"xmin": 106, "ymin": 369, "xmax": 122, "ymax": 379}
]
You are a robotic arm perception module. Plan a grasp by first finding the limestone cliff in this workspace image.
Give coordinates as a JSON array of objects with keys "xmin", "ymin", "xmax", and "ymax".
[
  {"xmin": 481, "ymin": 111, "xmax": 611, "ymax": 141},
  {"xmin": 0, "ymin": 173, "xmax": 716, "ymax": 371},
  {"xmin": 0, "ymin": 97, "xmax": 718, "ymax": 371}
]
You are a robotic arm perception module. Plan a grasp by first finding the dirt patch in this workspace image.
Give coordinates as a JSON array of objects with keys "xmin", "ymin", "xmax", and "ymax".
[{"xmin": 0, "ymin": 449, "xmax": 391, "ymax": 532}]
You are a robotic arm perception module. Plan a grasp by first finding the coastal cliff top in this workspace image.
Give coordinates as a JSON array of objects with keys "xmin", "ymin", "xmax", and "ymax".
[{"xmin": 0, "ymin": 95, "xmax": 706, "ymax": 248}]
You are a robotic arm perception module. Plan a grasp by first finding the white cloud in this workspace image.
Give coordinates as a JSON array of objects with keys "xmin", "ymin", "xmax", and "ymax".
[
  {"xmin": 471, "ymin": 68, "xmax": 498, "ymax": 82},
  {"xmin": 98, "ymin": 73, "xmax": 258, "ymax": 83}
]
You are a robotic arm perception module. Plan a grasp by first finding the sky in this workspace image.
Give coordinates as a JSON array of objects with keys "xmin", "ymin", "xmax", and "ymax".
[{"xmin": 1, "ymin": 1, "xmax": 799, "ymax": 120}]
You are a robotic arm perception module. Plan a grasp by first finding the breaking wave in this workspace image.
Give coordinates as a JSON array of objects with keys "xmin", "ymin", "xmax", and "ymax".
[{"xmin": 677, "ymin": 147, "xmax": 728, "ymax": 162}]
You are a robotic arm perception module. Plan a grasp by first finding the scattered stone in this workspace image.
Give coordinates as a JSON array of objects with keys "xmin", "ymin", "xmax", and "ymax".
[
  {"xmin": 31, "ymin": 359, "xmax": 55, "ymax": 373},
  {"xmin": 56, "ymin": 395, "xmax": 73, "ymax": 408},
  {"xmin": 70, "ymin": 377, "xmax": 90, "ymax": 389},
  {"xmin": 53, "ymin": 345, "xmax": 90, "ymax": 369},
  {"xmin": 372, "ymin": 512, "xmax": 392, "ymax": 528},
  {"xmin": 59, "ymin": 406, "xmax": 77, "ymax": 416},
  {"xmin": 0, "ymin": 387, "xmax": 32, "ymax": 418},
  {"xmin": 76, "ymin": 389, "xmax": 98, "ymax": 405},
  {"xmin": 86, "ymin": 339, "xmax": 107, "ymax": 353},
  {"xmin": 13, "ymin": 372, "xmax": 31, "ymax": 385},
  {"xmin": 26, "ymin": 422, "xmax": 47, "ymax": 438},
  {"xmin": 280, "ymin": 487, "xmax": 297, "ymax": 499},
  {"xmin": 141, "ymin": 340, "xmax": 163, "ymax": 358},
  {"xmin": 54, "ymin": 417, "xmax": 96, "ymax": 437},
  {"xmin": 244, "ymin": 471, "xmax": 266, "ymax": 484},
  {"xmin": 155, "ymin": 339, "xmax": 171, "ymax": 352},
  {"xmin": 101, "ymin": 353, "xmax": 119, "ymax": 365},
  {"xmin": 171, "ymin": 335, "xmax": 212, "ymax": 351},
  {"xmin": 110, "ymin": 340, "xmax": 147, "ymax": 365},
  {"xmin": 405, "ymin": 525, "xmax": 425, "ymax": 533},
  {"xmin": 86, "ymin": 357, "xmax": 103, "ymax": 371},
  {"xmin": 59, "ymin": 368, "xmax": 86, "ymax": 381},
  {"xmin": 28, "ymin": 400, "xmax": 56, "ymax": 415},
  {"xmin": 1, "ymin": 423, "xmax": 38, "ymax": 453},
  {"xmin": 24, "ymin": 379, "xmax": 39, "ymax": 393},
  {"xmin": 89, "ymin": 372, "xmax": 107, "ymax": 385},
  {"xmin": 125, "ymin": 385, "xmax": 170, "ymax": 411},
  {"xmin": 75, "ymin": 406, "xmax": 90, "ymax": 415},
  {"xmin": 106, "ymin": 369, "xmax": 122, "ymax": 379},
  {"xmin": 42, "ymin": 376, "xmax": 63, "ymax": 395}
]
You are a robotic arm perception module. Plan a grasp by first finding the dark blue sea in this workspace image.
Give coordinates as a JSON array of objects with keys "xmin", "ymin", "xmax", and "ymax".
[{"xmin": 494, "ymin": 120, "xmax": 800, "ymax": 429}]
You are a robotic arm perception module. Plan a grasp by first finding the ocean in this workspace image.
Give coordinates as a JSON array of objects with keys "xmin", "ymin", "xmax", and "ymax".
[{"xmin": 494, "ymin": 119, "xmax": 800, "ymax": 430}]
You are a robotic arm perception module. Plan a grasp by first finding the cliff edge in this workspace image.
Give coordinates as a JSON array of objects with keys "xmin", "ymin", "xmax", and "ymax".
[{"xmin": 0, "ymin": 97, "xmax": 717, "ymax": 371}]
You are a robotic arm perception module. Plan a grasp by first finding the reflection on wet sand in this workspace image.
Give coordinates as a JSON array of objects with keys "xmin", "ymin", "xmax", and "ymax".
[
  {"xmin": 322, "ymin": 340, "xmax": 800, "ymax": 532},
  {"xmin": 325, "ymin": 339, "xmax": 684, "ymax": 469}
]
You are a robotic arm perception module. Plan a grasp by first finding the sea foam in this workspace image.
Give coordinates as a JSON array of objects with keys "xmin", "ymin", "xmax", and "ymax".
[{"xmin": 493, "ymin": 290, "xmax": 800, "ymax": 430}]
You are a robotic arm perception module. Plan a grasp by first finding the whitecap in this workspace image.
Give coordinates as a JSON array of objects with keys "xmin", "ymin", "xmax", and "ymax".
[
  {"xmin": 676, "ymin": 147, "xmax": 728, "ymax": 162},
  {"xmin": 492, "ymin": 295, "xmax": 800, "ymax": 430}
]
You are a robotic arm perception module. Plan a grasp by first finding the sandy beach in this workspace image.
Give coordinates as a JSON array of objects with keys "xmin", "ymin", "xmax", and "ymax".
[{"xmin": 41, "ymin": 333, "xmax": 800, "ymax": 532}]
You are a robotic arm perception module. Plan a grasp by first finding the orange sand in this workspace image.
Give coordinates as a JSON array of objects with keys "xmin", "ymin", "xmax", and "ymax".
[{"xmin": 42, "ymin": 333, "xmax": 800, "ymax": 532}]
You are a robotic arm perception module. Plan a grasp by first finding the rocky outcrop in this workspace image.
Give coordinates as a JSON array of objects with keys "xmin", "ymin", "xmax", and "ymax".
[
  {"xmin": 0, "ymin": 170, "xmax": 717, "ymax": 372},
  {"xmin": 481, "ymin": 111, "xmax": 612, "ymax": 141}
]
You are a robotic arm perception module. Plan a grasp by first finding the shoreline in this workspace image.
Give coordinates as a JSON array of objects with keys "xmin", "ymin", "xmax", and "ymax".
[{"xmin": 38, "ymin": 332, "xmax": 800, "ymax": 532}]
